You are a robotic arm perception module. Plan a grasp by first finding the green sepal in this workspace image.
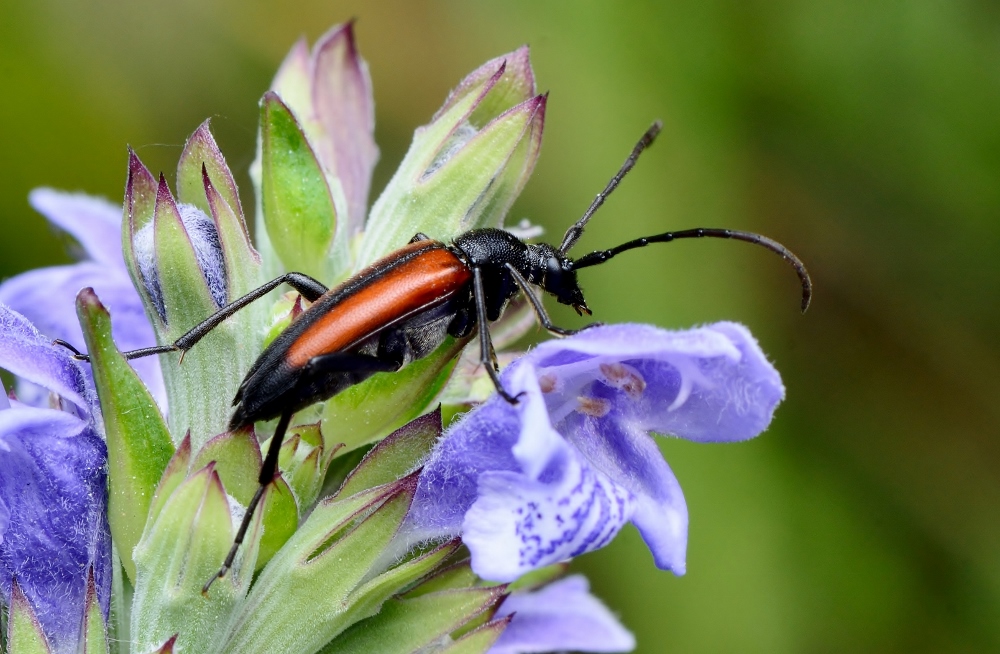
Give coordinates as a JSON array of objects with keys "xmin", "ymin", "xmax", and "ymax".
[
  {"xmin": 358, "ymin": 48, "xmax": 539, "ymax": 266},
  {"xmin": 256, "ymin": 476, "xmax": 299, "ymax": 569},
  {"xmin": 320, "ymin": 580, "xmax": 504, "ymax": 654},
  {"xmin": 152, "ymin": 635, "xmax": 178, "ymax": 653},
  {"xmin": 438, "ymin": 618, "xmax": 511, "ymax": 654},
  {"xmin": 131, "ymin": 463, "xmax": 243, "ymax": 654},
  {"xmin": 337, "ymin": 408, "xmax": 441, "ymax": 498},
  {"xmin": 339, "ymin": 538, "xmax": 463, "ymax": 630},
  {"xmin": 203, "ymin": 164, "xmax": 264, "ymax": 300},
  {"xmin": 272, "ymin": 422, "xmax": 341, "ymax": 509},
  {"xmin": 6, "ymin": 581, "xmax": 51, "ymax": 654},
  {"xmin": 76, "ymin": 288, "xmax": 175, "ymax": 582},
  {"xmin": 122, "ymin": 149, "xmax": 159, "ymax": 313},
  {"xmin": 82, "ymin": 569, "xmax": 109, "ymax": 654},
  {"xmin": 404, "ymin": 559, "xmax": 482, "ymax": 597},
  {"xmin": 138, "ymin": 167, "xmax": 264, "ymax": 448},
  {"xmin": 189, "ymin": 428, "xmax": 298, "ymax": 570},
  {"xmin": 191, "ymin": 428, "xmax": 261, "ymax": 503},
  {"xmin": 108, "ymin": 548, "xmax": 130, "ymax": 654},
  {"xmin": 322, "ymin": 337, "xmax": 466, "ymax": 452},
  {"xmin": 219, "ymin": 475, "xmax": 435, "ymax": 654},
  {"xmin": 176, "ymin": 120, "xmax": 243, "ymax": 222},
  {"xmin": 259, "ymin": 91, "xmax": 347, "ymax": 283},
  {"xmin": 146, "ymin": 433, "xmax": 192, "ymax": 528},
  {"xmin": 153, "ymin": 174, "xmax": 219, "ymax": 331},
  {"xmin": 506, "ymin": 562, "xmax": 569, "ymax": 592}
]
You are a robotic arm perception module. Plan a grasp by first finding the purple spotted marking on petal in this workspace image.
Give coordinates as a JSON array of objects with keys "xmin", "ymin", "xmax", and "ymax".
[{"xmin": 411, "ymin": 322, "xmax": 784, "ymax": 579}]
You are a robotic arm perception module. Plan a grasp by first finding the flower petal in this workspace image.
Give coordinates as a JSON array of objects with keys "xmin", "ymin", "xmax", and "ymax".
[
  {"xmin": 0, "ymin": 408, "xmax": 110, "ymax": 652},
  {"xmin": 491, "ymin": 575, "xmax": 635, "ymax": 654},
  {"xmin": 528, "ymin": 322, "xmax": 785, "ymax": 443},
  {"xmin": 0, "ymin": 303, "xmax": 92, "ymax": 412},
  {"xmin": 561, "ymin": 411, "xmax": 689, "ymax": 574},
  {"xmin": 311, "ymin": 21, "xmax": 378, "ymax": 234},
  {"xmin": 0, "ymin": 264, "xmax": 165, "ymax": 408},
  {"xmin": 462, "ymin": 367, "xmax": 635, "ymax": 582},
  {"xmin": 28, "ymin": 188, "xmax": 124, "ymax": 269}
]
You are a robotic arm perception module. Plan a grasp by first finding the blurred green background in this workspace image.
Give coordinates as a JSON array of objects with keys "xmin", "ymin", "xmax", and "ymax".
[{"xmin": 2, "ymin": 1, "xmax": 998, "ymax": 652}]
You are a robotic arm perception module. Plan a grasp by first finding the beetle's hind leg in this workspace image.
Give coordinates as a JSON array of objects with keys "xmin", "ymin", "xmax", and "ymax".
[
  {"xmin": 203, "ymin": 410, "xmax": 293, "ymax": 595},
  {"xmin": 54, "ymin": 272, "xmax": 329, "ymax": 363}
]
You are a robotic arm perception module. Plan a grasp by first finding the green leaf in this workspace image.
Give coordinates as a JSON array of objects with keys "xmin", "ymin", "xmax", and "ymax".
[
  {"xmin": 322, "ymin": 337, "xmax": 467, "ymax": 452},
  {"xmin": 82, "ymin": 570, "xmax": 109, "ymax": 654},
  {"xmin": 320, "ymin": 582, "xmax": 503, "ymax": 654},
  {"xmin": 259, "ymin": 91, "xmax": 346, "ymax": 283},
  {"xmin": 338, "ymin": 409, "xmax": 441, "ymax": 498},
  {"xmin": 6, "ymin": 582, "xmax": 51, "ymax": 654},
  {"xmin": 76, "ymin": 288, "xmax": 175, "ymax": 583},
  {"xmin": 219, "ymin": 476, "xmax": 424, "ymax": 654},
  {"xmin": 131, "ymin": 464, "xmax": 243, "ymax": 654}
]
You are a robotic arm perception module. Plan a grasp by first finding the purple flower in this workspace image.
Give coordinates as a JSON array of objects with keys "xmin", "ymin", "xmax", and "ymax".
[
  {"xmin": 491, "ymin": 575, "xmax": 635, "ymax": 654},
  {"xmin": 409, "ymin": 322, "xmax": 784, "ymax": 581},
  {"xmin": 0, "ymin": 302, "xmax": 111, "ymax": 653},
  {"xmin": 0, "ymin": 188, "xmax": 164, "ymax": 408}
]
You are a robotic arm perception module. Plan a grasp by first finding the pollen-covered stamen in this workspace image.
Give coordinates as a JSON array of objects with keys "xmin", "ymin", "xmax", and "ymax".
[
  {"xmin": 576, "ymin": 395, "xmax": 611, "ymax": 417},
  {"xmin": 599, "ymin": 362, "xmax": 646, "ymax": 400},
  {"xmin": 538, "ymin": 373, "xmax": 559, "ymax": 394}
]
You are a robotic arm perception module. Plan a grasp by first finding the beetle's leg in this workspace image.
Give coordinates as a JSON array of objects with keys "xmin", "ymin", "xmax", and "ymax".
[
  {"xmin": 472, "ymin": 267, "xmax": 520, "ymax": 404},
  {"xmin": 203, "ymin": 409, "xmax": 293, "ymax": 595},
  {"xmin": 504, "ymin": 263, "xmax": 579, "ymax": 337},
  {"xmin": 57, "ymin": 272, "xmax": 329, "ymax": 363},
  {"xmin": 409, "ymin": 232, "xmax": 432, "ymax": 243}
]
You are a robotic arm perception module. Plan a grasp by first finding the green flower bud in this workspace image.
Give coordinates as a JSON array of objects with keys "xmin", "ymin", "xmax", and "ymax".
[
  {"xmin": 131, "ymin": 463, "xmax": 244, "ymax": 654},
  {"xmin": 122, "ymin": 127, "xmax": 265, "ymax": 448},
  {"xmin": 358, "ymin": 47, "xmax": 544, "ymax": 267}
]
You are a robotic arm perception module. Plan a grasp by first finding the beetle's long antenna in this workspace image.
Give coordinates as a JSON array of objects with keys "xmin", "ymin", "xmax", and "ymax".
[
  {"xmin": 558, "ymin": 121, "xmax": 662, "ymax": 254},
  {"xmin": 571, "ymin": 227, "xmax": 813, "ymax": 312}
]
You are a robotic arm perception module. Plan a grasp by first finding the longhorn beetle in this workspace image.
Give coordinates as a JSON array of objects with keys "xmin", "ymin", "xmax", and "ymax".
[{"xmin": 58, "ymin": 121, "xmax": 811, "ymax": 593}]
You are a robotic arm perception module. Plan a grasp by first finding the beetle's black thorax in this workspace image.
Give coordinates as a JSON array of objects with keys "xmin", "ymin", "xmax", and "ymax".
[{"xmin": 452, "ymin": 228, "xmax": 588, "ymax": 315}]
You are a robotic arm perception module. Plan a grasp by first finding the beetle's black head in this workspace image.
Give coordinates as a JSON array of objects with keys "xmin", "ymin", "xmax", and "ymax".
[{"xmin": 529, "ymin": 243, "xmax": 591, "ymax": 316}]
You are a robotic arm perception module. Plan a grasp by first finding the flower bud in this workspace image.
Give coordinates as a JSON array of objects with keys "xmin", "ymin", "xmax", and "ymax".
[
  {"xmin": 122, "ymin": 133, "xmax": 265, "ymax": 447},
  {"xmin": 358, "ymin": 47, "xmax": 544, "ymax": 267}
]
